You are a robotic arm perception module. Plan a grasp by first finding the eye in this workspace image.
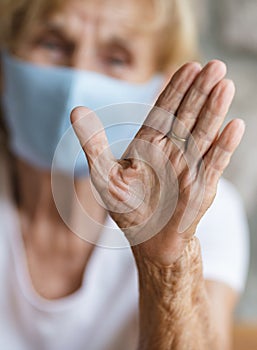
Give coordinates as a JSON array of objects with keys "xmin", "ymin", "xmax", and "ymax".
[
  {"xmin": 101, "ymin": 44, "xmax": 132, "ymax": 70},
  {"xmin": 40, "ymin": 40, "xmax": 62, "ymax": 51},
  {"xmin": 105, "ymin": 56, "xmax": 128, "ymax": 66},
  {"xmin": 35, "ymin": 32, "xmax": 74, "ymax": 58},
  {"xmin": 34, "ymin": 35, "xmax": 74, "ymax": 66},
  {"xmin": 39, "ymin": 38, "xmax": 70, "ymax": 54}
]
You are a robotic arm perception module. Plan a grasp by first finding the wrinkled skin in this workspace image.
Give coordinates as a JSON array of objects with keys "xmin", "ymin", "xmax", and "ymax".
[{"xmin": 72, "ymin": 60, "xmax": 245, "ymax": 266}]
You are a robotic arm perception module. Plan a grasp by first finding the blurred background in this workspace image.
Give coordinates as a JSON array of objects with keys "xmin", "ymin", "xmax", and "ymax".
[{"xmin": 193, "ymin": 0, "xmax": 257, "ymax": 347}]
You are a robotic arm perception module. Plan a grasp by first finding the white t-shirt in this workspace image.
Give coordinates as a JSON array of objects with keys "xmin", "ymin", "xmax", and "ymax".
[{"xmin": 0, "ymin": 157, "xmax": 249, "ymax": 350}]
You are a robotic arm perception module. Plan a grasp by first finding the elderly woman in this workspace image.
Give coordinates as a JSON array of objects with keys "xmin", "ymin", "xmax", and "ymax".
[{"xmin": 0, "ymin": 0, "xmax": 249, "ymax": 349}]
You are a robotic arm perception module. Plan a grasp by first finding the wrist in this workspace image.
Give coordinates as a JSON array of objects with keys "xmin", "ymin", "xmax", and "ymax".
[
  {"xmin": 134, "ymin": 237, "xmax": 210, "ymax": 350},
  {"xmin": 134, "ymin": 236, "xmax": 202, "ymax": 295},
  {"xmin": 132, "ymin": 231, "xmax": 195, "ymax": 269}
]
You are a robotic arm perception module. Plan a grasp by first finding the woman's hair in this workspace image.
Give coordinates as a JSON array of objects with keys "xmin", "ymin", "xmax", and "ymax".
[{"xmin": 0, "ymin": 0, "xmax": 198, "ymax": 144}]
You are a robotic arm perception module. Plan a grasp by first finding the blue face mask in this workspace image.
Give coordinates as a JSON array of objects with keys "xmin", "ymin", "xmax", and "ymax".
[{"xmin": 1, "ymin": 52, "xmax": 164, "ymax": 177}]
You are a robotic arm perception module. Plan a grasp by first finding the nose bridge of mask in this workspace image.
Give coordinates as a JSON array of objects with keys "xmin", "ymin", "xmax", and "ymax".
[
  {"xmin": 63, "ymin": 70, "xmax": 164, "ymax": 159},
  {"xmin": 66, "ymin": 69, "xmax": 164, "ymax": 113}
]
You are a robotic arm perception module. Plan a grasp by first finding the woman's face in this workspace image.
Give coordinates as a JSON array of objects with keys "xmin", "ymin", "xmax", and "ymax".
[{"xmin": 14, "ymin": 0, "xmax": 162, "ymax": 83}]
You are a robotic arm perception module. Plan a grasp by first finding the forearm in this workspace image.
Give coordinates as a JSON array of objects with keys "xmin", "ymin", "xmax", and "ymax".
[{"xmin": 133, "ymin": 237, "xmax": 218, "ymax": 350}]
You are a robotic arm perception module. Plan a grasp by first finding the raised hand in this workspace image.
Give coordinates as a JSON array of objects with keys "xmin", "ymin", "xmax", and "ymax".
[{"xmin": 71, "ymin": 60, "xmax": 245, "ymax": 266}]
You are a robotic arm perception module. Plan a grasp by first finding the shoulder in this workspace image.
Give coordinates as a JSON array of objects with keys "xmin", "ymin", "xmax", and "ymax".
[{"xmin": 196, "ymin": 178, "xmax": 249, "ymax": 292}]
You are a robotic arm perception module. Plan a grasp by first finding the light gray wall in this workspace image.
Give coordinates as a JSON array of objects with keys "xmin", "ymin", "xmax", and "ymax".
[{"xmin": 193, "ymin": 0, "xmax": 257, "ymax": 321}]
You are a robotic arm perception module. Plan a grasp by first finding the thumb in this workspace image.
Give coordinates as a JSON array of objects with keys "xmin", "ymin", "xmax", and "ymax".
[{"xmin": 70, "ymin": 106, "xmax": 115, "ymax": 173}]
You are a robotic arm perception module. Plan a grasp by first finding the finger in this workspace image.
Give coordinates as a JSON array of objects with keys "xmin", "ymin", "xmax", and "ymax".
[
  {"xmin": 186, "ymin": 79, "xmax": 235, "ymax": 162},
  {"xmin": 172, "ymin": 60, "xmax": 227, "ymax": 139},
  {"xmin": 138, "ymin": 62, "xmax": 202, "ymax": 138},
  {"xmin": 155, "ymin": 62, "xmax": 202, "ymax": 114},
  {"xmin": 204, "ymin": 119, "xmax": 245, "ymax": 186},
  {"xmin": 71, "ymin": 106, "xmax": 115, "ymax": 173}
]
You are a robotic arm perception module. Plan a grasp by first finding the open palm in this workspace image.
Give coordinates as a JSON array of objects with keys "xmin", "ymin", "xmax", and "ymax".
[{"xmin": 71, "ymin": 61, "xmax": 245, "ymax": 266}]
